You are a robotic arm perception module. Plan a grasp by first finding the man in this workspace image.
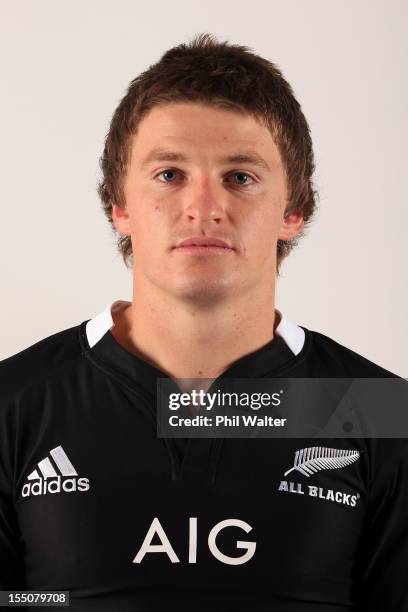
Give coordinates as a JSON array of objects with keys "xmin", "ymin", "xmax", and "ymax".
[{"xmin": 0, "ymin": 32, "xmax": 407, "ymax": 612}]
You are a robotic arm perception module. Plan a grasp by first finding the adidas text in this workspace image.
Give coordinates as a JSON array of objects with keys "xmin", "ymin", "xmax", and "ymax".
[{"xmin": 22, "ymin": 475, "xmax": 90, "ymax": 498}]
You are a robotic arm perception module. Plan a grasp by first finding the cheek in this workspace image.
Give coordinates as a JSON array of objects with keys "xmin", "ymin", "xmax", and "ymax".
[
  {"xmin": 245, "ymin": 206, "xmax": 282, "ymax": 264},
  {"xmin": 249, "ymin": 205, "xmax": 279, "ymax": 238},
  {"xmin": 130, "ymin": 200, "xmax": 170, "ymax": 256},
  {"xmin": 128, "ymin": 195, "xmax": 162, "ymax": 232}
]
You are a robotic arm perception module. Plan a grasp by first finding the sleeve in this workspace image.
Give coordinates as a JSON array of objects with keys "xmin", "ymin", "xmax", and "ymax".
[
  {"xmin": 353, "ymin": 443, "xmax": 408, "ymax": 610},
  {"xmin": 0, "ymin": 400, "xmax": 24, "ymax": 588}
]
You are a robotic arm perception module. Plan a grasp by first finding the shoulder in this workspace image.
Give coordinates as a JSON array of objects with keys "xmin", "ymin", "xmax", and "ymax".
[
  {"xmin": 301, "ymin": 328, "xmax": 408, "ymax": 471},
  {"xmin": 0, "ymin": 323, "xmax": 85, "ymax": 403},
  {"xmin": 303, "ymin": 327, "xmax": 399, "ymax": 378}
]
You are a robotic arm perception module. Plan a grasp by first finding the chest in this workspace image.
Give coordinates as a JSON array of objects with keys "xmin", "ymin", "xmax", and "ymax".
[{"xmin": 14, "ymin": 389, "xmax": 366, "ymax": 603}]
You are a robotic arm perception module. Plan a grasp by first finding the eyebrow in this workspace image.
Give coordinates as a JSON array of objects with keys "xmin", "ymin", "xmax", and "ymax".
[{"xmin": 140, "ymin": 147, "xmax": 271, "ymax": 171}]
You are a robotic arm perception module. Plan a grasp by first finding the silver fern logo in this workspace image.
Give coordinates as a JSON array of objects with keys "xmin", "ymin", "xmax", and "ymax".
[{"xmin": 284, "ymin": 447, "xmax": 360, "ymax": 478}]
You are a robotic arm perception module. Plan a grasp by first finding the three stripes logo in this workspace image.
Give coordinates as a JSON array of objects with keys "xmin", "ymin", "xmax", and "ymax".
[{"xmin": 21, "ymin": 445, "xmax": 90, "ymax": 498}]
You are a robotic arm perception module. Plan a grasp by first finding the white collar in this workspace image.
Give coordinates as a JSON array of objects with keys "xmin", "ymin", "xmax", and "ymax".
[{"xmin": 85, "ymin": 299, "xmax": 306, "ymax": 356}]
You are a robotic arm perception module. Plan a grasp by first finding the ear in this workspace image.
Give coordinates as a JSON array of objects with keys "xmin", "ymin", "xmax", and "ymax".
[
  {"xmin": 112, "ymin": 203, "xmax": 131, "ymax": 236},
  {"xmin": 278, "ymin": 210, "xmax": 304, "ymax": 241}
]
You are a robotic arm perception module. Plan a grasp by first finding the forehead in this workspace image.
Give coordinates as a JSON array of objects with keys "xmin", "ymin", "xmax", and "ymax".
[{"xmin": 130, "ymin": 102, "xmax": 282, "ymax": 166}]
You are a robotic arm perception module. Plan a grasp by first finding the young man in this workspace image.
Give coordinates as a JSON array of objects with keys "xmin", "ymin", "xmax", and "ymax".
[{"xmin": 0, "ymin": 33, "xmax": 407, "ymax": 612}]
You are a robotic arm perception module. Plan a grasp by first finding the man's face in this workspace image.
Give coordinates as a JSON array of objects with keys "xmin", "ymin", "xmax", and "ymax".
[{"xmin": 113, "ymin": 102, "xmax": 303, "ymax": 306}]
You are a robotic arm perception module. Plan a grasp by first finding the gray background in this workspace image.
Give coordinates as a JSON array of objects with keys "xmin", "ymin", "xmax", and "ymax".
[{"xmin": 0, "ymin": 0, "xmax": 406, "ymax": 376}]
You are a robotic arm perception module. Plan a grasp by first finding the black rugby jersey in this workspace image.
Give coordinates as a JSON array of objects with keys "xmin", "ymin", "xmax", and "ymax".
[{"xmin": 1, "ymin": 299, "xmax": 408, "ymax": 612}]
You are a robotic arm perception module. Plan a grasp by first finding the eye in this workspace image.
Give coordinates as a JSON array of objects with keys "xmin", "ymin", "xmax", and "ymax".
[
  {"xmin": 225, "ymin": 171, "xmax": 255, "ymax": 187},
  {"xmin": 155, "ymin": 168, "xmax": 181, "ymax": 183}
]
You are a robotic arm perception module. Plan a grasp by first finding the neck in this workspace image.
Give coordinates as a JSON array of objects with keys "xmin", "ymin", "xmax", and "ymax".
[{"xmin": 112, "ymin": 274, "xmax": 278, "ymax": 381}]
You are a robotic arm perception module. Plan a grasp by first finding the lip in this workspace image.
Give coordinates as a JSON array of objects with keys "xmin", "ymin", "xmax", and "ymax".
[{"xmin": 175, "ymin": 237, "xmax": 233, "ymax": 249}]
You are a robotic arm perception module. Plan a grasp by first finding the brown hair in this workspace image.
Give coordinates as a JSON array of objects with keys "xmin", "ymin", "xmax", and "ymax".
[{"xmin": 97, "ymin": 32, "xmax": 318, "ymax": 273}]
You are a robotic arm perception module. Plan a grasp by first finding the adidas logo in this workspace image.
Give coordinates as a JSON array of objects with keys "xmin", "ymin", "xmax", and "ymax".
[{"xmin": 21, "ymin": 445, "xmax": 90, "ymax": 498}]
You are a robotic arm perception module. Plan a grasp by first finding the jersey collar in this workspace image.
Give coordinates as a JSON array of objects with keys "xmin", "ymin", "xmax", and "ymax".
[
  {"xmin": 85, "ymin": 299, "xmax": 306, "ymax": 357},
  {"xmin": 82, "ymin": 299, "xmax": 308, "ymax": 399},
  {"xmin": 82, "ymin": 300, "xmax": 309, "ymax": 485}
]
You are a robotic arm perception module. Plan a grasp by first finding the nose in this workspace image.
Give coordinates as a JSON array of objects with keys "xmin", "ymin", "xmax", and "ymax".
[{"xmin": 182, "ymin": 176, "xmax": 227, "ymax": 225}]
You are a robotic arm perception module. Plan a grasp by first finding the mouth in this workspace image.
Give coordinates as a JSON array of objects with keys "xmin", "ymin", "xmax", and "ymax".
[
  {"xmin": 174, "ymin": 244, "xmax": 234, "ymax": 254},
  {"xmin": 173, "ymin": 237, "xmax": 234, "ymax": 252}
]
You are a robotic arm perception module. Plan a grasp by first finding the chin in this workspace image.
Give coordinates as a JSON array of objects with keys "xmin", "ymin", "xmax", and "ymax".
[{"xmin": 173, "ymin": 279, "xmax": 233, "ymax": 305}]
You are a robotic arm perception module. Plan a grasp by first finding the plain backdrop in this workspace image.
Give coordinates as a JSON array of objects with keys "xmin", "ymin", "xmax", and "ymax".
[{"xmin": 0, "ymin": 0, "xmax": 406, "ymax": 376}]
